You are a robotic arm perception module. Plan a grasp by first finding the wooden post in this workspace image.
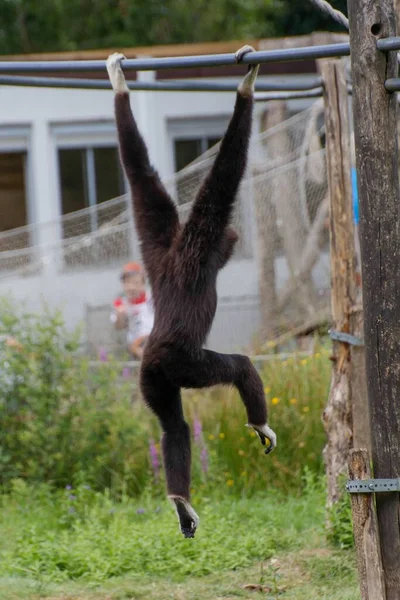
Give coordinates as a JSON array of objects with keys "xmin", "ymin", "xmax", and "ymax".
[
  {"xmin": 318, "ymin": 58, "xmax": 358, "ymax": 506},
  {"xmin": 347, "ymin": 0, "xmax": 400, "ymax": 597},
  {"xmin": 348, "ymin": 449, "xmax": 386, "ymax": 600}
]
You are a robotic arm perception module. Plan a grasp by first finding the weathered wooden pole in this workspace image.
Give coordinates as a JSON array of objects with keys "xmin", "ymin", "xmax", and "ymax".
[
  {"xmin": 347, "ymin": 0, "xmax": 400, "ymax": 598},
  {"xmin": 348, "ymin": 450, "xmax": 386, "ymax": 600},
  {"xmin": 318, "ymin": 58, "xmax": 356, "ymax": 507}
]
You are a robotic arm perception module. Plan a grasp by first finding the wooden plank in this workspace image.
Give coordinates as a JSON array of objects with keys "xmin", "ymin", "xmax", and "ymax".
[
  {"xmin": 347, "ymin": 0, "xmax": 400, "ymax": 597},
  {"xmin": 348, "ymin": 449, "xmax": 386, "ymax": 600},
  {"xmin": 318, "ymin": 58, "xmax": 357, "ymax": 506}
]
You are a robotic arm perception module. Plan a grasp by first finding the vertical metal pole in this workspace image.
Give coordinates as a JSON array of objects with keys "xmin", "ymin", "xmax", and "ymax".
[{"xmin": 86, "ymin": 148, "xmax": 98, "ymax": 233}]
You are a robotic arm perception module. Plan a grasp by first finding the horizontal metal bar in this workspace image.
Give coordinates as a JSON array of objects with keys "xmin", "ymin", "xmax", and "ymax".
[
  {"xmin": 255, "ymin": 88, "xmax": 323, "ymax": 101},
  {"xmin": 0, "ymin": 44, "xmax": 351, "ymax": 74},
  {"xmin": 0, "ymin": 38, "xmax": 398, "ymax": 77},
  {"xmin": 0, "ymin": 37, "xmax": 400, "ymax": 81},
  {"xmin": 376, "ymin": 36, "xmax": 400, "ymax": 51},
  {"xmin": 385, "ymin": 78, "xmax": 400, "ymax": 92},
  {"xmin": 0, "ymin": 74, "xmax": 323, "ymax": 92},
  {"xmin": 346, "ymin": 478, "xmax": 400, "ymax": 493}
]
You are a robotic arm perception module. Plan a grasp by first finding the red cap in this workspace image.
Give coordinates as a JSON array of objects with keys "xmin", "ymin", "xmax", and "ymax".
[{"xmin": 120, "ymin": 262, "xmax": 143, "ymax": 279}]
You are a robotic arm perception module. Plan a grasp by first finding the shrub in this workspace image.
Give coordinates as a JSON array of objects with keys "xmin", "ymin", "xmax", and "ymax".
[
  {"xmin": 0, "ymin": 299, "xmax": 331, "ymax": 496},
  {"xmin": 0, "ymin": 299, "xmax": 153, "ymax": 495}
]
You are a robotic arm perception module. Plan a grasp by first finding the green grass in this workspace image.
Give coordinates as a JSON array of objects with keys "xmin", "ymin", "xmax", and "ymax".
[{"xmin": 0, "ymin": 477, "xmax": 359, "ymax": 600}]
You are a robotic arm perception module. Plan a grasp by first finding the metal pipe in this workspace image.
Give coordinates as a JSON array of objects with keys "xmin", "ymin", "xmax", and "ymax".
[
  {"xmin": 384, "ymin": 78, "xmax": 400, "ymax": 91},
  {"xmin": 0, "ymin": 74, "xmax": 323, "ymax": 92},
  {"xmin": 0, "ymin": 43, "xmax": 351, "ymax": 73},
  {"xmin": 0, "ymin": 36, "xmax": 397, "ymax": 79},
  {"xmin": 376, "ymin": 36, "xmax": 400, "ymax": 51},
  {"xmin": 254, "ymin": 87, "xmax": 324, "ymax": 101}
]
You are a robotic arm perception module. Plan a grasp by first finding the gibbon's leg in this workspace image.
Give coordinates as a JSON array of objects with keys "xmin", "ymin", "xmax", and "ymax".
[
  {"xmin": 177, "ymin": 46, "xmax": 258, "ymax": 268},
  {"xmin": 106, "ymin": 53, "xmax": 179, "ymax": 272},
  {"xmin": 140, "ymin": 363, "xmax": 199, "ymax": 538},
  {"xmin": 160, "ymin": 348, "xmax": 277, "ymax": 453}
]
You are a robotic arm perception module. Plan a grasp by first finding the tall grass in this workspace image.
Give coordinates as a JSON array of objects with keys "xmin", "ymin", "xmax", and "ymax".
[
  {"xmin": 0, "ymin": 299, "xmax": 331, "ymax": 496},
  {"xmin": 184, "ymin": 350, "xmax": 331, "ymax": 494},
  {"xmin": 0, "ymin": 473, "xmax": 327, "ymax": 583}
]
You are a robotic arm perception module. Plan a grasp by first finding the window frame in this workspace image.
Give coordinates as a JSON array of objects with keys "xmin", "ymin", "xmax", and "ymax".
[
  {"xmin": 0, "ymin": 125, "xmax": 32, "ymax": 228},
  {"xmin": 167, "ymin": 116, "xmax": 230, "ymax": 173},
  {"xmin": 52, "ymin": 121, "xmax": 127, "ymax": 229}
]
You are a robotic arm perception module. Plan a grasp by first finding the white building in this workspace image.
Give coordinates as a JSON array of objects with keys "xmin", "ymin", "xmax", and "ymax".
[{"xmin": 0, "ymin": 34, "xmax": 341, "ymax": 352}]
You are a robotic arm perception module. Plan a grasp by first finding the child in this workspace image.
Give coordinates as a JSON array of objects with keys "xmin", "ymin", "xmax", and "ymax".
[{"xmin": 110, "ymin": 262, "xmax": 154, "ymax": 359}]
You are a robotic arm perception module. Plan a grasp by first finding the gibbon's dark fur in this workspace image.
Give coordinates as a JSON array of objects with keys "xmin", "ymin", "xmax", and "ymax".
[{"xmin": 109, "ymin": 50, "xmax": 275, "ymax": 538}]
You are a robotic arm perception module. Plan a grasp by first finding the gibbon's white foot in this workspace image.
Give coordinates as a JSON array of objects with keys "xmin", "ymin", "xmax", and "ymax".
[
  {"xmin": 169, "ymin": 495, "xmax": 200, "ymax": 539},
  {"xmin": 247, "ymin": 423, "xmax": 277, "ymax": 454},
  {"xmin": 235, "ymin": 45, "xmax": 260, "ymax": 97},
  {"xmin": 106, "ymin": 52, "xmax": 129, "ymax": 94}
]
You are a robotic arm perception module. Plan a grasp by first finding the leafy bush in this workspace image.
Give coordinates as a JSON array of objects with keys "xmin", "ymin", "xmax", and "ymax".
[
  {"xmin": 0, "ymin": 299, "xmax": 331, "ymax": 496},
  {"xmin": 0, "ymin": 299, "xmax": 152, "ymax": 495}
]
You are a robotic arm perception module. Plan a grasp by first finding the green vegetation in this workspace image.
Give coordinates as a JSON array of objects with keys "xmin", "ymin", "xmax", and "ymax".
[
  {"xmin": 0, "ymin": 477, "xmax": 358, "ymax": 599},
  {"xmin": 0, "ymin": 300, "xmax": 330, "ymax": 496},
  {"xmin": 0, "ymin": 0, "xmax": 349, "ymax": 55},
  {"xmin": 0, "ymin": 302, "xmax": 356, "ymax": 598}
]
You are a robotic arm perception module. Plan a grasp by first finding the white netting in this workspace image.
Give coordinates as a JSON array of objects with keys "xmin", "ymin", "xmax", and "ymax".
[
  {"xmin": 166, "ymin": 99, "xmax": 331, "ymax": 343},
  {"xmin": 0, "ymin": 99, "xmax": 331, "ymax": 354}
]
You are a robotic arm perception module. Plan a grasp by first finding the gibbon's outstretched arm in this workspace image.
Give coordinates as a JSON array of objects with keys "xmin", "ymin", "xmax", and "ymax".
[
  {"xmin": 106, "ymin": 54, "xmax": 179, "ymax": 270},
  {"xmin": 217, "ymin": 226, "xmax": 238, "ymax": 269},
  {"xmin": 178, "ymin": 46, "xmax": 259, "ymax": 265}
]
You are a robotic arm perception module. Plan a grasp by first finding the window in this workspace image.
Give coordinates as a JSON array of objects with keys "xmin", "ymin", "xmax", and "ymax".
[
  {"xmin": 0, "ymin": 151, "xmax": 30, "ymax": 270},
  {"xmin": 174, "ymin": 136, "xmax": 221, "ymax": 172},
  {"xmin": 58, "ymin": 146, "xmax": 125, "ymax": 222},
  {"xmin": 168, "ymin": 117, "xmax": 252, "ymax": 259},
  {"xmin": 57, "ymin": 145, "xmax": 129, "ymax": 269},
  {"xmin": 0, "ymin": 152, "xmax": 27, "ymax": 232}
]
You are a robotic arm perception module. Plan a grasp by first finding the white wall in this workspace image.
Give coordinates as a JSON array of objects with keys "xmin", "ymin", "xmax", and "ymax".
[{"xmin": 0, "ymin": 73, "xmax": 325, "ymax": 340}]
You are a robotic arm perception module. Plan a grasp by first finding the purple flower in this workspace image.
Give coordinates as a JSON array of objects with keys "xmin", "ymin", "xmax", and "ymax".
[
  {"xmin": 69, "ymin": 494, "xmax": 77, "ymax": 501},
  {"xmin": 122, "ymin": 366, "xmax": 130, "ymax": 378},
  {"xmin": 65, "ymin": 485, "xmax": 72, "ymax": 490},
  {"xmin": 68, "ymin": 507, "xmax": 76, "ymax": 514},
  {"xmin": 149, "ymin": 439, "xmax": 160, "ymax": 480},
  {"xmin": 201, "ymin": 445, "xmax": 209, "ymax": 474},
  {"xmin": 99, "ymin": 347, "xmax": 108, "ymax": 362},
  {"xmin": 193, "ymin": 417, "xmax": 203, "ymax": 445},
  {"xmin": 136, "ymin": 508, "xmax": 145, "ymax": 515}
]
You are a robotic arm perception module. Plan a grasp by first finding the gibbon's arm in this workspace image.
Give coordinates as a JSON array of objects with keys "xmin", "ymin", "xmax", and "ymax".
[
  {"xmin": 179, "ymin": 46, "xmax": 259, "ymax": 264},
  {"xmin": 217, "ymin": 227, "xmax": 238, "ymax": 269},
  {"xmin": 107, "ymin": 54, "xmax": 179, "ymax": 254}
]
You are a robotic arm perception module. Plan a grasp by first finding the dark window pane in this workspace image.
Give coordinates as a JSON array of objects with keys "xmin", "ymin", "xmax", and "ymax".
[
  {"xmin": 94, "ymin": 146, "xmax": 125, "ymax": 205},
  {"xmin": 0, "ymin": 152, "xmax": 27, "ymax": 233},
  {"xmin": 174, "ymin": 139, "xmax": 203, "ymax": 172},
  {"xmin": 0, "ymin": 152, "xmax": 30, "ymax": 271},
  {"xmin": 59, "ymin": 149, "xmax": 87, "ymax": 215},
  {"xmin": 207, "ymin": 137, "xmax": 220, "ymax": 149}
]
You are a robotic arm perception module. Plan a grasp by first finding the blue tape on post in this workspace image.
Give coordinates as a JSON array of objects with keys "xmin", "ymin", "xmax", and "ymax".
[{"xmin": 351, "ymin": 167, "xmax": 359, "ymax": 225}]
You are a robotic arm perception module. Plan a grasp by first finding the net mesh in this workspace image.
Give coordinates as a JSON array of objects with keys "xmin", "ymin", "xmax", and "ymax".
[{"xmin": 0, "ymin": 99, "xmax": 331, "ymax": 355}]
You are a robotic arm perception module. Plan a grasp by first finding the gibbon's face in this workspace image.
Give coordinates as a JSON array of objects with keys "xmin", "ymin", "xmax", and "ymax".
[{"xmin": 122, "ymin": 272, "xmax": 146, "ymax": 300}]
